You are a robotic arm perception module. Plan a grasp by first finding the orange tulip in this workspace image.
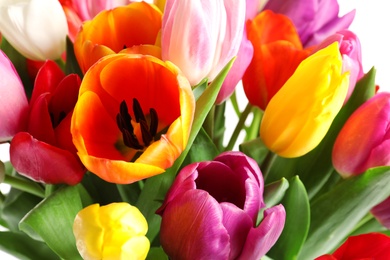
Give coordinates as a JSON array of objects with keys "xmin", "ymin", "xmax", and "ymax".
[
  {"xmin": 242, "ymin": 10, "xmax": 310, "ymax": 110},
  {"xmin": 71, "ymin": 53, "xmax": 195, "ymax": 184},
  {"xmin": 74, "ymin": 2, "xmax": 162, "ymax": 73}
]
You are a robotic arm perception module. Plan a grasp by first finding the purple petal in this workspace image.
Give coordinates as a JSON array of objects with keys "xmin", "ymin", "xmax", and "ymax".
[
  {"xmin": 371, "ymin": 196, "xmax": 390, "ymax": 229},
  {"xmin": 220, "ymin": 202, "xmax": 252, "ymax": 259},
  {"xmin": 159, "ymin": 190, "xmax": 230, "ymax": 260},
  {"xmin": 238, "ymin": 204, "xmax": 286, "ymax": 259},
  {"xmin": 215, "ymin": 151, "xmax": 265, "ymax": 220}
]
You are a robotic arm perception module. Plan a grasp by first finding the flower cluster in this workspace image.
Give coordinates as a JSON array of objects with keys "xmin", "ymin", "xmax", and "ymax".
[{"xmin": 0, "ymin": 0, "xmax": 390, "ymax": 259}]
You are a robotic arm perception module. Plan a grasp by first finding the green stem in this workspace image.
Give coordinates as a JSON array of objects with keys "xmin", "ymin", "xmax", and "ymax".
[
  {"xmin": 204, "ymin": 105, "xmax": 215, "ymax": 141},
  {"xmin": 45, "ymin": 184, "xmax": 55, "ymax": 198},
  {"xmin": 245, "ymin": 107, "xmax": 263, "ymax": 141},
  {"xmin": 261, "ymin": 152, "xmax": 277, "ymax": 181},
  {"xmin": 3, "ymin": 175, "xmax": 45, "ymax": 198},
  {"xmin": 224, "ymin": 103, "xmax": 253, "ymax": 151}
]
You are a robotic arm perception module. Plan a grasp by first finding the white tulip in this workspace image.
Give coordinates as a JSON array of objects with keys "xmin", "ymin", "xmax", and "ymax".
[{"xmin": 0, "ymin": 0, "xmax": 68, "ymax": 60}]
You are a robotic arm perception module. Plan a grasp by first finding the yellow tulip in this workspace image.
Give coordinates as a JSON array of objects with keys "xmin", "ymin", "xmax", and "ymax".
[
  {"xmin": 73, "ymin": 203, "xmax": 150, "ymax": 260},
  {"xmin": 260, "ymin": 42, "xmax": 349, "ymax": 158}
]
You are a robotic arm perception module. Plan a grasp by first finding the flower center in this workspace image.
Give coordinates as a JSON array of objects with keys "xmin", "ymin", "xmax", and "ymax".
[{"xmin": 116, "ymin": 98, "xmax": 158, "ymax": 150}]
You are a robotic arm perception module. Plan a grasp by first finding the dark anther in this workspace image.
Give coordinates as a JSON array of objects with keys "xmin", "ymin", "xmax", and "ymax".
[{"xmin": 116, "ymin": 99, "xmax": 159, "ymax": 150}]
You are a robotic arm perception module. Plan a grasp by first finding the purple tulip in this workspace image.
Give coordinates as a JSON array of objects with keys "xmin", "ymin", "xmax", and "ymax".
[
  {"xmin": 313, "ymin": 30, "xmax": 364, "ymax": 103},
  {"xmin": 0, "ymin": 50, "xmax": 28, "ymax": 142},
  {"xmin": 157, "ymin": 151, "xmax": 286, "ymax": 259},
  {"xmin": 332, "ymin": 92, "xmax": 390, "ymax": 177},
  {"xmin": 264, "ymin": 0, "xmax": 356, "ymax": 47},
  {"xmin": 371, "ymin": 196, "xmax": 390, "ymax": 229}
]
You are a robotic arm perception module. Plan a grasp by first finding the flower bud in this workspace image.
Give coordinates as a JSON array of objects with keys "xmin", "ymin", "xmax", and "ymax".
[
  {"xmin": 0, "ymin": 0, "xmax": 68, "ymax": 60},
  {"xmin": 332, "ymin": 92, "xmax": 390, "ymax": 177},
  {"xmin": 161, "ymin": 0, "xmax": 246, "ymax": 86},
  {"xmin": 73, "ymin": 203, "xmax": 150, "ymax": 260},
  {"xmin": 260, "ymin": 42, "xmax": 349, "ymax": 158}
]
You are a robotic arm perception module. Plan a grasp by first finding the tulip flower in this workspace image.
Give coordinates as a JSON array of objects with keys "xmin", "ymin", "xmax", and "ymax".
[
  {"xmin": 260, "ymin": 42, "xmax": 349, "ymax": 158},
  {"xmin": 0, "ymin": 0, "xmax": 68, "ymax": 60},
  {"xmin": 71, "ymin": 53, "xmax": 195, "ymax": 184},
  {"xmin": 264, "ymin": 0, "xmax": 356, "ymax": 48},
  {"xmin": 161, "ymin": 0, "xmax": 246, "ymax": 86},
  {"xmin": 332, "ymin": 92, "xmax": 390, "ymax": 177},
  {"xmin": 371, "ymin": 196, "xmax": 390, "ymax": 229},
  {"xmin": 10, "ymin": 60, "xmax": 85, "ymax": 185},
  {"xmin": 314, "ymin": 30, "xmax": 364, "ymax": 103},
  {"xmin": 73, "ymin": 203, "xmax": 150, "ymax": 260},
  {"xmin": 242, "ymin": 10, "xmax": 310, "ymax": 110},
  {"xmin": 74, "ymin": 2, "xmax": 162, "ymax": 73},
  {"xmin": 315, "ymin": 233, "xmax": 390, "ymax": 260},
  {"xmin": 0, "ymin": 50, "xmax": 28, "ymax": 142},
  {"xmin": 156, "ymin": 151, "xmax": 286, "ymax": 259}
]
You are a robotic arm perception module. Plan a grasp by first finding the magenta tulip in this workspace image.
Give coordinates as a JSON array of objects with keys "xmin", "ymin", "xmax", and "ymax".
[
  {"xmin": 371, "ymin": 197, "xmax": 390, "ymax": 229},
  {"xmin": 0, "ymin": 50, "xmax": 28, "ymax": 142},
  {"xmin": 332, "ymin": 92, "xmax": 390, "ymax": 177},
  {"xmin": 10, "ymin": 60, "xmax": 85, "ymax": 185},
  {"xmin": 264, "ymin": 0, "xmax": 355, "ymax": 47},
  {"xmin": 161, "ymin": 0, "xmax": 246, "ymax": 86},
  {"xmin": 157, "ymin": 151, "xmax": 286, "ymax": 259},
  {"xmin": 314, "ymin": 30, "xmax": 364, "ymax": 102}
]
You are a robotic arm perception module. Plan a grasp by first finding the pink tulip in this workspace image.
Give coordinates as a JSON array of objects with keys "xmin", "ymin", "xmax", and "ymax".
[
  {"xmin": 332, "ymin": 92, "xmax": 390, "ymax": 177},
  {"xmin": 314, "ymin": 30, "xmax": 364, "ymax": 103},
  {"xmin": 71, "ymin": 0, "xmax": 129, "ymax": 21},
  {"xmin": 157, "ymin": 151, "xmax": 286, "ymax": 259},
  {"xmin": 0, "ymin": 50, "xmax": 28, "ymax": 142},
  {"xmin": 161, "ymin": 0, "xmax": 246, "ymax": 86}
]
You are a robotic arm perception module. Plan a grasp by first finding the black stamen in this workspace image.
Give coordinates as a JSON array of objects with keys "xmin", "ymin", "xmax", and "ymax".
[
  {"xmin": 120, "ymin": 101, "xmax": 132, "ymax": 130},
  {"xmin": 149, "ymin": 108, "xmax": 158, "ymax": 137},
  {"xmin": 133, "ymin": 98, "xmax": 146, "ymax": 123},
  {"xmin": 123, "ymin": 129, "xmax": 143, "ymax": 150},
  {"xmin": 140, "ymin": 120, "xmax": 153, "ymax": 146}
]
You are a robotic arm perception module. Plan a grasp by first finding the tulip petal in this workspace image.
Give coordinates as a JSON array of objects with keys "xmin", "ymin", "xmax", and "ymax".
[
  {"xmin": 0, "ymin": 50, "xmax": 28, "ymax": 141},
  {"xmin": 10, "ymin": 132, "xmax": 85, "ymax": 185},
  {"xmin": 220, "ymin": 202, "xmax": 252, "ymax": 259},
  {"xmin": 238, "ymin": 204, "xmax": 286, "ymax": 259},
  {"xmin": 371, "ymin": 196, "xmax": 390, "ymax": 229},
  {"xmin": 160, "ymin": 190, "xmax": 230, "ymax": 260}
]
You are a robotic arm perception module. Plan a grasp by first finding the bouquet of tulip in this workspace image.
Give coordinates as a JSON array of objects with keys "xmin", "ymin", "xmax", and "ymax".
[{"xmin": 1, "ymin": 0, "xmax": 390, "ymax": 259}]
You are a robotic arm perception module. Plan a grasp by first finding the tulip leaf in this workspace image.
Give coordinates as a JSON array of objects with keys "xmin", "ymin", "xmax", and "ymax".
[
  {"xmin": 267, "ymin": 176, "xmax": 310, "ymax": 260},
  {"xmin": 146, "ymin": 247, "xmax": 168, "ymax": 260},
  {"xmin": 239, "ymin": 137, "xmax": 269, "ymax": 166},
  {"xmin": 298, "ymin": 166, "xmax": 390, "ymax": 259},
  {"xmin": 263, "ymin": 178, "xmax": 289, "ymax": 208},
  {"xmin": 65, "ymin": 37, "xmax": 83, "ymax": 78},
  {"xmin": 183, "ymin": 127, "xmax": 219, "ymax": 164},
  {"xmin": 136, "ymin": 58, "xmax": 235, "ymax": 243},
  {"xmin": 0, "ymin": 231, "xmax": 58, "ymax": 260},
  {"xmin": 265, "ymin": 67, "xmax": 377, "ymax": 199},
  {"xmin": 19, "ymin": 184, "xmax": 92, "ymax": 260}
]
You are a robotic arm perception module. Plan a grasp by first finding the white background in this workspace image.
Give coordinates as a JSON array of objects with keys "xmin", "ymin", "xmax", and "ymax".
[{"xmin": 0, "ymin": 1, "xmax": 389, "ymax": 259}]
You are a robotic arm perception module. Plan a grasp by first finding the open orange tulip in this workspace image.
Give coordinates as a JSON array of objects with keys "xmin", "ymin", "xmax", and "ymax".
[
  {"xmin": 74, "ymin": 2, "xmax": 162, "ymax": 73},
  {"xmin": 71, "ymin": 53, "xmax": 195, "ymax": 184}
]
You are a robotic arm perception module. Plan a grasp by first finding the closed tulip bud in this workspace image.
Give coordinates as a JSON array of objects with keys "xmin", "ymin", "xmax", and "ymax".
[
  {"xmin": 260, "ymin": 42, "xmax": 349, "ymax": 158},
  {"xmin": 161, "ymin": 0, "xmax": 246, "ymax": 86},
  {"xmin": 73, "ymin": 203, "xmax": 150, "ymax": 260},
  {"xmin": 157, "ymin": 151, "xmax": 286, "ymax": 260},
  {"xmin": 332, "ymin": 92, "xmax": 390, "ymax": 177},
  {"xmin": 0, "ymin": 0, "xmax": 68, "ymax": 60},
  {"xmin": 0, "ymin": 50, "xmax": 28, "ymax": 142},
  {"xmin": 314, "ymin": 30, "xmax": 364, "ymax": 103}
]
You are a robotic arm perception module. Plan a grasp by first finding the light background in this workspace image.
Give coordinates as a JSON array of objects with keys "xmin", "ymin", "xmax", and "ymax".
[{"xmin": 0, "ymin": 1, "xmax": 389, "ymax": 259}]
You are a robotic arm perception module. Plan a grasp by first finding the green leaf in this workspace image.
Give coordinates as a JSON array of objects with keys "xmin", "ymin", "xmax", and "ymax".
[
  {"xmin": 65, "ymin": 37, "xmax": 83, "ymax": 78},
  {"xmin": 1, "ymin": 189, "xmax": 42, "ymax": 231},
  {"xmin": 239, "ymin": 137, "xmax": 269, "ymax": 166},
  {"xmin": 117, "ymin": 182, "xmax": 142, "ymax": 206},
  {"xmin": 298, "ymin": 166, "xmax": 390, "ymax": 259},
  {"xmin": 0, "ymin": 231, "xmax": 58, "ymax": 260},
  {"xmin": 265, "ymin": 67, "xmax": 377, "ymax": 199},
  {"xmin": 136, "ymin": 58, "xmax": 236, "ymax": 243},
  {"xmin": 146, "ymin": 247, "xmax": 168, "ymax": 260},
  {"xmin": 19, "ymin": 184, "xmax": 92, "ymax": 259},
  {"xmin": 267, "ymin": 176, "xmax": 310, "ymax": 260},
  {"xmin": 183, "ymin": 127, "xmax": 219, "ymax": 165},
  {"xmin": 263, "ymin": 178, "xmax": 289, "ymax": 208}
]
